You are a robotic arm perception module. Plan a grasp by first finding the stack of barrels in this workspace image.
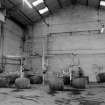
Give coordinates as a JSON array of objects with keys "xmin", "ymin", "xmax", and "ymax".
[
  {"xmin": 71, "ymin": 77, "xmax": 87, "ymax": 89},
  {"xmin": 96, "ymin": 72, "xmax": 105, "ymax": 83},
  {"xmin": 29, "ymin": 75, "xmax": 43, "ymax": 84},
  {"xmin": 63, "ymin": 75, "xmax": 70, "ymax": 85},
  {"xmin": 23, "ymin": 68, "xmax": 43, "ymax": 84},
  {"xmin": 0, "ymin": 72, "xmax": 20, "ymax": 87},
  {"xmin": 71, "ymin": 66, "xmax": 87, "ymax": 89},
  {"xmin": 0, "ymin": 76, "xmax": 9, "ymax": 87},
  {"xmin": 15, "ymin": 77, "xmax": 30, "ymax": 89},
  {"xmin": 6, "ymin": 72, "xmax": 20, "ymax": 85},
  {"xmin": 14, "ymin": 67, "xmax": 31, "ymax": 89},
  {"xmin": 48, "ymin": 72, "xmax": 64, "ymax": 91},
  {"xmin": 47, "ymin": 66, "xmax": 87, "ymax": 90}
]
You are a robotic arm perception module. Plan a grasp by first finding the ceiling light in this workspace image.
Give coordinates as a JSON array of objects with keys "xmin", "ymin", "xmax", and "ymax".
[
  {"xmin": 100, "ymin": 1, "xmax": 105, "ymax": 6},
  {"xmin": 23, "ymin": 0, "xmax": 32, "ymax": 8},
  {"xmin": 39, "ymin": 7, "xmax": 48, "ymax": 14},
  {"xmin": 100, "ymin": 24, "xmax": 104, "ymax": 33},
  {"xmin": 32, "ymin": 0, "xmax": 44, "ymax": 7}
]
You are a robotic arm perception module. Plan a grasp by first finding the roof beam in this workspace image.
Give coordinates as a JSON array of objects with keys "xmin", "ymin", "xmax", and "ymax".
[
  {"xmin": 7, "ymin": 0, "xmax": 49, "ymax": 26},
  {"xmin": 0, "ymin": 0, "xmax": 6, "ymax": 8},
  {"xmin": 98, "ymin": 0, "xmax": 101, "ymax": 9},
  {"xmin": 7, "ymin": 0, "xmax": 33, "ymax": 24},
  {"xmin": 8, "ymin": 3, "xmax": 22, "ymax": 12},
  {"xmin": 32, "ymin": 6, "xmax": 49, "ymax": 26},
  {"xmin": 71, "ymin": 0, "xmax": 77, "ymax": 5},
  {"xmin": 8, "ymin": 16, "xmax": 27, "ymax": 28},
  {"xmin": 86, "ymin": 0, "xmax": 88, "ymax": 6},
  {"xmin": 43, "ymin": 0, "xmax": 53, "ymax": 15},
  {"xmin": 56, "ymin": 0, "xmax": 63, "ymax": 8},
  {"xmin": 6, "ymin": 8, "xmax": 30, "ymax": 27}
]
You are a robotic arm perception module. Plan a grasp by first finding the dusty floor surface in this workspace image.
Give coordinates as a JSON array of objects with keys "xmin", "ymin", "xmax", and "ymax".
[{"xmin": 0, "ymin": 84, "xmax": 105, "ymax": 105}]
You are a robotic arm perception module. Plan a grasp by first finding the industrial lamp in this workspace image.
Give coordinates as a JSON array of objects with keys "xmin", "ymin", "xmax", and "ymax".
[
  {"xmin": 32, "ymin": 0, "xmax": 44, "ymax": 7},
  {"xmin": 39, "ymin": 7, "xmax": 49, "ymax": 14},
  {"xmin": 100, "ymin": 1, "xmax": 105, "ymax": 6},
  {"xmin": 100, "ymin": 24, "xmax": 105, "ymax": 33}
]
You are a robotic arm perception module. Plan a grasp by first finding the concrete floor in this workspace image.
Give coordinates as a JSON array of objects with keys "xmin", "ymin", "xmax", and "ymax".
[{"xmin": 0, "ymin": 84, "xmax": 105, "ymax": 105}]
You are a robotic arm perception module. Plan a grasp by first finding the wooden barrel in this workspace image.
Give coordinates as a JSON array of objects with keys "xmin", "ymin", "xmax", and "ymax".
[
  {"xmin": 24, "ymin": 70, "xmax": 34, "ymax": 78},
  {"xmin": 72, "ymin": 77, "xmax": 86, "ymax": 89},
  {"xmin": 96, "ymin": 73, "xmax": 105, "ymax": 83},
  {"xmin": 48, "ymin": 76, "xmax": 64, "ymax": 91},
  {"xmin": 0, "ymin": 77, "xmax": 9, "ymax": 87},
  {"xmin": 29, "ymin": 75, "xmax": 43, "ymax": 84},
  {"xmin": 15, "ymin": 77, "xmax": 30, "ymax": 89},
  {"xmin": 71, "ymin": 66, "xmax": 80, "ymax": 79},
  {"xmin": 63, "ymin": 75, "xmax": 70, "ymax": 85},
  {"xmin": 6, "ymin": 73, "xmax": 20, "ymax": 85},
  {"xmin": 0, "ymin": 67, "xmax": 3, "ymax": 73},
  {"xmin": 71, "ymin": 66, "xmax": 84, "ymax": 79}
]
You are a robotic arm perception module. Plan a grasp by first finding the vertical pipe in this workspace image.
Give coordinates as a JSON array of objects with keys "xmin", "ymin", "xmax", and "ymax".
[
  {"xmin": 42, "ymin": 38, "xmax": 45, "ymax": 85},
  {"xmin": 77, "ymin": 54, "xmax": 80, "ymax": 66},
  {"xmin": 0, "ymin": 0, "xmax": 6, "ymax": 72},
  {"xmin": 20, "ymin": 58, "xmax": 24, "ymax": 78},
  {"xmin": 1, "ymin": 22, "xmax": 5, "ymax": 72}
]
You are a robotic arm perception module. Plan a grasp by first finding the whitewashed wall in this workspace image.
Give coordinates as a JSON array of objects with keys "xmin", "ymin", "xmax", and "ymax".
[
  {"xmin": 29, "ymin": 5, "xmax": 105, "ymax": 82},
  {"xmin": 0, "ymin": 19, "xmax": 23, "ymax": 72}
]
